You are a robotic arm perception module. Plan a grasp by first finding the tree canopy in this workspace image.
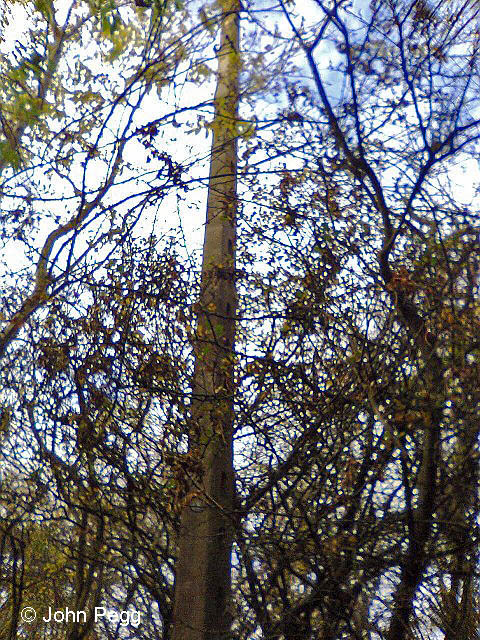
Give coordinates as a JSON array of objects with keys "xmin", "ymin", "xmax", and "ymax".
[{"xmin": 1, "ymin": 1, "xmax": 480, "ymax": 639}]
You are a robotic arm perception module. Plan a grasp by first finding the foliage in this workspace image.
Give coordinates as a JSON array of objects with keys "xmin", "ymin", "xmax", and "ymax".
[{"xmin": 1, "ymin": 1, "xmax": 480, "ymax": 639}]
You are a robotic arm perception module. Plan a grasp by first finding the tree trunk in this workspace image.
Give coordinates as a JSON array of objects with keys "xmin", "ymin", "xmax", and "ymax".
[{"xmin": 171, "ymin": 2, "xmax": 240, "ymax": 639}]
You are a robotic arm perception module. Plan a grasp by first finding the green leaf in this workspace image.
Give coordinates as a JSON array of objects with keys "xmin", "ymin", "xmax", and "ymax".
[
  {"xmin": 0, "ymin": 141, "xmax": 21, "ymax": 169},
  {"xmin": 34, "ymin": 0, "xmax": 54, "ymax": 20},
  {"xmin": 199, "ymin": 7, "xmax": 215, "ymax": 35}
]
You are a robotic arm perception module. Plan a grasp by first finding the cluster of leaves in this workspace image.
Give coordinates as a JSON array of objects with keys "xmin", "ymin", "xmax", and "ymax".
[{"xmin": 1, "ymin": 1, "xmax": 480, "ymax": 640}]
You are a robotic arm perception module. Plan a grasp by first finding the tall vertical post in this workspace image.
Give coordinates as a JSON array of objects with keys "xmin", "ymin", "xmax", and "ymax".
[{"xmin": 171, "ymin": 2, "xmax": 240, "ymax": 639}]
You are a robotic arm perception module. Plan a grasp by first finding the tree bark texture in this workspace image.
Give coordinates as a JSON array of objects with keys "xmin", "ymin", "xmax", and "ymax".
[{"xmin": 171, "ymin": 2, "xmax": 240, "ymax": 639}]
